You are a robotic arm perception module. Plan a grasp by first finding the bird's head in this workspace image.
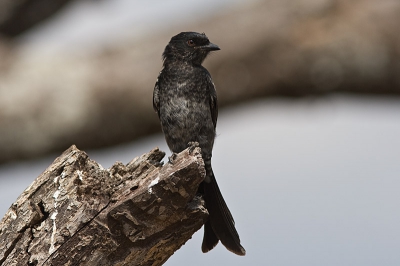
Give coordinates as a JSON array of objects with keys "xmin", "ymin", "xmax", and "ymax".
[{"xmin": 162, "ymin": 32, "xmax": 220, "ymax": 66}]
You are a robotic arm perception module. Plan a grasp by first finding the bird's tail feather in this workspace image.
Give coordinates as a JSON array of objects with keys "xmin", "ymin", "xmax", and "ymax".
[
  {"xmin": 201, "ymin": 161, "xmax": 245, "ymax": 256},
  {"xmin": 202, "ymin": 220, "xmax": 219, "ymax": 253}
]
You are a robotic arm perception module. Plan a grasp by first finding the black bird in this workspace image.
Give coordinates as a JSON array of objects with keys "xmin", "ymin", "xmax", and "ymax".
[{"xmin": 153, "ymin": 32, "xmax": 245, "ymax": 256}]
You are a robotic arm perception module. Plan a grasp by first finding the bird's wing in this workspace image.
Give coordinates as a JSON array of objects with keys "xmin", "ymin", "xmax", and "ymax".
[
  {"xmin": 209, "ymin": 78, "xmax": 218, "ymax": 129},
  {"xmin": 153, "ymin": 72, "xmax": 162, "ymax": 117}
]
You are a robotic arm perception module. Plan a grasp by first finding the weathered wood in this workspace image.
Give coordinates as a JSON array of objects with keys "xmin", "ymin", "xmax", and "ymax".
[{"xmin": 0, "ymin": 145, "xmax": 207, "ymax": 266}]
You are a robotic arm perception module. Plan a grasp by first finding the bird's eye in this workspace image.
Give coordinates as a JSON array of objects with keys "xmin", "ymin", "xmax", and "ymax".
[{"xmin": 187, "ymin": 40, "xmax": 195, "ymax": 47}]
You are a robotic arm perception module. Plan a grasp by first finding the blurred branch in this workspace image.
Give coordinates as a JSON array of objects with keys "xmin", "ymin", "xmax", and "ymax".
[
  {"xmin": 0, "ymin": 145, "xmax": 207, "ymax": 265},
  {"xmin": 0, "ymin": 0, "xmax": 74, "ymax": 37},
  {"xmin": 1, "ymin": 0, "xmax": 400, "ymax": 162}
]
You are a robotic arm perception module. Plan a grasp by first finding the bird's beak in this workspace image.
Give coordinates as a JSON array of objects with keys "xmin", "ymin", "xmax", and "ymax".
[{"xmin": 200, "ymin": 42, "xmax": 220, "ymax": 51}]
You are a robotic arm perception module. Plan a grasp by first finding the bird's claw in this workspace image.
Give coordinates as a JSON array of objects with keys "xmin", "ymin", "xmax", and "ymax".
[
  {"xmin": 187, "ymin": 141, "xmax": 199, "ymax": 154},
  {"xmin": 168, "ymin": 153, "xmax": 177, "ymax": 164}
]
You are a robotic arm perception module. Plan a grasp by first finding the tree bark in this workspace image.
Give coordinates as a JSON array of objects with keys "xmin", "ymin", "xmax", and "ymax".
[{"xmin": 0, "ymin": 145, "xmax": 207, "ymax": 266}]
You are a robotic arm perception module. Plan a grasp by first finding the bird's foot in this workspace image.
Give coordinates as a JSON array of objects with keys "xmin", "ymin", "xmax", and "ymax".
[
  {"xmin": 187, "ymin": 194, "xmax": 206, "ymax": 213},
  {"xmin": 168, "ymin": 153, "xmax": 178, "ymax": 164},
  {"xmin": 187, "ymin": 141, "xmax": 199, "ymax": 154}
]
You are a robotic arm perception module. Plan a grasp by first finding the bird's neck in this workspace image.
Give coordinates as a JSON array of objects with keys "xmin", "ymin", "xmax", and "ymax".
[{"xmin": 163, "ymin": 59, "xmax": 199, "ymax": 70}]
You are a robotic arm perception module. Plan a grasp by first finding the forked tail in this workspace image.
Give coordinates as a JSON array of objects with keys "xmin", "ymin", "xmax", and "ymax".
[{"xmin": 201, "ymin": 160, "xmax": 245, "ymax": 256}]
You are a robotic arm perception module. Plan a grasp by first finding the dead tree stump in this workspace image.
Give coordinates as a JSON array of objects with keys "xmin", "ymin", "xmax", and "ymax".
[{"xmin": 0, "ymin": 145, "xmax": 208, "ymax": 266}]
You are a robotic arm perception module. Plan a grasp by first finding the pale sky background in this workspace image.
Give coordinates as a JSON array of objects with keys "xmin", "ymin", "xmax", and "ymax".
[{"xmin": 1, "ymin": 0, "xmax": 400, "ymax": 265}]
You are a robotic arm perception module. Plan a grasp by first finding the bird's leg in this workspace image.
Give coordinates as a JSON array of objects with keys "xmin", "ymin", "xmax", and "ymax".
[
  {"xmin": 168, "ymin": 152, "xmax": 178, "ymax": 164},
  {"xmin": 187, "ymin": 141, "xmax": 199, "ymax": 154}
]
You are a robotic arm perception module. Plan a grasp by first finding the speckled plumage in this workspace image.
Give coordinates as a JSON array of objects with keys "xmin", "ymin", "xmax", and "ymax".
[{"xmin": 153, "ymin": 32, "xmax": 245, "ymax": 256}]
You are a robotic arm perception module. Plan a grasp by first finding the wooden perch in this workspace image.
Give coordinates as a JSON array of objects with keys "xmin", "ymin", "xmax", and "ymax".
[{"xmin": 0, "ymin": 145, "xmax": 208, "ymax": 266}]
